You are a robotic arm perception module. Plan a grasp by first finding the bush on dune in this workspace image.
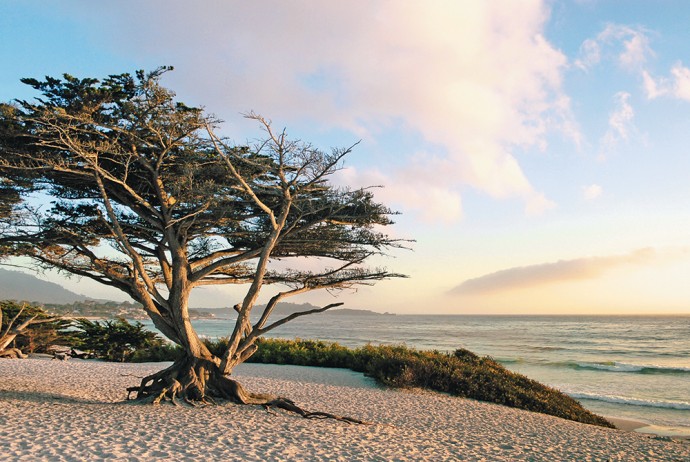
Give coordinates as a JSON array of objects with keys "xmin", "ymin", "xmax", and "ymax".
[
  {"xmin": 86, "ymin": 329, "xmax": 613, "ymax": 428},
  {"xmin": 245, "ymin": 338, "xmax": 614, "ymax": 428},
  {"xmin": 248, "ymin": 338, "xmax": 356, "ymax": 368},
  {"xmin": 129, "ymin": 342, "xmax": 184, "ymax": 363},
  {"xmin": 71, "ymin": 318, "xmax": 169, "ymax": 362}
]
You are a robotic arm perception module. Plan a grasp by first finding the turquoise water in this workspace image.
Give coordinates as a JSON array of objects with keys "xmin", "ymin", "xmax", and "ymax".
[{"xmin": 145, "ymin": 314, "xmax": 690, "ymax": 432}]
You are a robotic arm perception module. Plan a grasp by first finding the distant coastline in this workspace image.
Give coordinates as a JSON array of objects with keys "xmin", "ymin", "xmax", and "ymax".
[
  {"xmin": 191, "ymin": 303, "xmax": 395, "ymax": 320},
  {"xmin": 1, "ymin": 298, "xmax": 391, "ymax": 320}
]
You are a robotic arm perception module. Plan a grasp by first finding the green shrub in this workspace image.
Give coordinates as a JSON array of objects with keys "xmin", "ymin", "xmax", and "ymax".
[
  {"xmin": 245, "ymin": 338, "xmax": 613, "ymax": 428},
  {"xmin": 71, "ymin": 317, "xmax": 167, "ymax": 362},
  {"xmin": 129, "ymin": 343, "xmax": 184, "ymax": 362},
  {"xmin": 248, "ymin": 338, "xmax": 356, "ymax": 368},
  {"xmin": 203, "ymin": 336, "xmax": 231, "ymax": 357}
]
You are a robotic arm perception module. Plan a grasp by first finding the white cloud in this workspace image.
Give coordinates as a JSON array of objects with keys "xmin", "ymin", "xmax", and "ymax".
[
  {"xmin": 600, "ymin": 91, "xmax": 635, "ymax": 156},
  {"xmin": 641, "ymin": 62, "xmax": 690, "ymax": 102},
  {"xmin": 670, "ymin": 63, "xmax": 690, "ymax": 101},
  {"xmin": 642, "ymin": 70, "xmax": 665, "ymax": 99},
  {"xmin": 608, "ymin": 92, "xmax": 635, "ymax": 139},
  {"xmin": 576, "ymin": 24, "xmax": 653, "ymax": 71},
  {"xmin": 582, "ymin": 184, "xmax": 602, "ymax": 200},
  {"xmin": 335, "ymin": 164, "xmax": 464, "ymax": 223},
  {"xmin": 618, "ymin": 29, "xmax": 652, "ymax": 69},
  {"xmin": 71, "ymin": 0, "xmax": 571, "ymax": 221},
  {"xmin": 554, "ymin": 94, "xmax": 584, "ymax": 148},
  {"xmin": 575, "ymin": 38, "xmax": 601, "ymax": 70},
  {"xmin": 580, "ymin": 25, "xmax": 690, "ymax": 107}
]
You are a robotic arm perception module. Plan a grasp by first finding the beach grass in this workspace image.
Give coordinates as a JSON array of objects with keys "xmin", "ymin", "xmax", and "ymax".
[{"xmin": 249, "ymin": 338, "xmax": 614, "ymax": 428}]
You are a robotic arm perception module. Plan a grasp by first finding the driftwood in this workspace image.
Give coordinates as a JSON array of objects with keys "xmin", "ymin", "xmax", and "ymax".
[
  {"xmin": 0, "ymin": 303, "xmax": 60, "ymax": 359},
  {"xmin": 0, "ymin": 347, "xmax": 27, "ymax": 359},
  {"xmin": 46, "ymin": 346, "xmax": 92, "ymax": 361}
]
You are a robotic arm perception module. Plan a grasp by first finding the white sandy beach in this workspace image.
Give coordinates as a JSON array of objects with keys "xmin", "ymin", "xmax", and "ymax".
[{"xmin": 1, "ymin": 358, "xmax": 688, "ymax": 461}]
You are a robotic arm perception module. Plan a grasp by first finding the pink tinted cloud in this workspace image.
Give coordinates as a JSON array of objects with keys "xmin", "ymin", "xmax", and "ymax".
[
  {"xmin": 78, "ymin": 0, "xmax": 570, "ymax": 220},
  {"xmin": 449, "ymin": 248, "xmax": 668, "ymax": 295}
]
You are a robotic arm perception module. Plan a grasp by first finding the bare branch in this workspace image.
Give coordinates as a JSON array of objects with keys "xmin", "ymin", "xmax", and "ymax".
[
  {"xmin": 257, "ymin": 302, "xmax": 344, "ymax": 335},
  {"xmin": 206, "ymin": 125, "xmax": 278, "ymax": 229},
  {"xmin": 92, "ymin": 170, "xmax": 168, "ymax": 308},
  {"xmin": 1, "ymin": 303, "xmax": 26, "ymax": 339}
]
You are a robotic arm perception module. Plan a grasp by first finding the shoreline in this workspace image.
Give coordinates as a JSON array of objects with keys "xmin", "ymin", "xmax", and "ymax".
[
  {"xmin": 608, "ymin": 417, "xmax": 650, "ymax": 432},
  {"xmin": 607, "ymin": 417, "xmax": 690, "ymax": 441},
  {"xmin": 1, "ymin": 358, "xmax": 689, "ymax": 461}
]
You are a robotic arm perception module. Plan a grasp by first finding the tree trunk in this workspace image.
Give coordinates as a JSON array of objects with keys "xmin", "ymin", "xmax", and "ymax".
[
  {"xmin": 125, "ymin": 259, "xmax": 367, "ymax": 422},
  {"xmin": 126, "ymin": 355, "xmax": 259, "ymax": 405}
]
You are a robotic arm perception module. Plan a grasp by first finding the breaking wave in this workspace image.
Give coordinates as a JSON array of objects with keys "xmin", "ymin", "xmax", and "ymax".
[
  {"xmin": 568, "ymin": 392, "xmax": 690, "ymax": 411},
  {"xmin": 551, "ymin": 361, "xmax": 690, "ymax": 375}
]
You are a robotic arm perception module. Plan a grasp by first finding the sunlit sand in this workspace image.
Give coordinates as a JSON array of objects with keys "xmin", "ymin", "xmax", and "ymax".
[{"xmin": 1, "ymin": 358, "xmax": 688, "ymax": 461}]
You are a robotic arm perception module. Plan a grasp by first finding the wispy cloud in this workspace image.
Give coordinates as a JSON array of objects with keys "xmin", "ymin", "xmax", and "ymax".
[
  {"xmin": 670, "ymin": 63, "xmax": 690, "ymax": 100},
  {"xmin": 449, "ymin": 248, "xmax": 658, "ymax": 295},
  {"xmin": 642, "ymin": 70, "xmax": 664, "ymax": 99},
  {"xmin": 600, "ymin": 91, "xmax": 635, "ymax": 157},
  {"xmin": 644, "ymin": 62, "xmax": 690, "ymax": 102},
  {"xmin": 70, "ymin": 1, "xmax": 572, "ymax": 221},
  {"xmin": 575, "ymin": 38, "xmax": 602, "ymax": 71},
  {"xmin": 582, "ymin": 184, "xmax": 602, "ymax": 200},
  {"xmin": 579, "ymin": 24, "xmax": 690, "ymax": 108},
  {"xmin": 575, "ymin": 24, "xmax": 653, "ymax": 71}
]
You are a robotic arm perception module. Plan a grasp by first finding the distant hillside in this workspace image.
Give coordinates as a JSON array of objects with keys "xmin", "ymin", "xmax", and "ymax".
[
  {"xmin": 197, "ymin": 302, "xmax": 390, "ymax": 319},
  {"xmin": 0, "ymin": 268, "xmax": 89, "ymax": 304}
]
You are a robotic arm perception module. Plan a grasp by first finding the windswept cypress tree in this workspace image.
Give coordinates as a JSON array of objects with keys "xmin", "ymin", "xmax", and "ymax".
[{"xmin": 0, "ymin": 68, "xmax": 406, "ymax": 416}]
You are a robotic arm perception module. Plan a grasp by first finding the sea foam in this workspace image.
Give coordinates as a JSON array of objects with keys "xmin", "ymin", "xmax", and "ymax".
[
  {"xmin": 568, "ymin": 392, "xmax": 690, "ymax": 411},
  {"xmin": 554, "ymin": 361, "xmax": 690, "ymax": 374}
]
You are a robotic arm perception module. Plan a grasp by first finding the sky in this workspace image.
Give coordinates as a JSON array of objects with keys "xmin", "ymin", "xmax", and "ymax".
[{"xmin": 2, "ymin": 0, "xmax": 690, "ymax": 314}]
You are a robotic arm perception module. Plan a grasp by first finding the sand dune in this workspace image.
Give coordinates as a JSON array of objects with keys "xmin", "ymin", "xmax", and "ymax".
[{"xmin": 1, "ymin": 358, "xmax": 688, "ymax": 461}]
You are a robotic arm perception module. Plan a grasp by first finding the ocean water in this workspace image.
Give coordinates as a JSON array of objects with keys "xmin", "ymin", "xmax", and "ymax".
[{"xmin": 155, "ymin": 314, "xmax": 690, "ymax": 433}]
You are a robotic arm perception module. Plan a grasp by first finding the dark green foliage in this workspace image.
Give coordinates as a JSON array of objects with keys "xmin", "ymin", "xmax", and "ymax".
[
  {"xmin": 129, "ymin": 342, "xmax": 184, "ymax": 363},
  {"xmin": 202, "ymin": 336, "xmax": 230, "ymax": 357},
  {"xmin": 0, "ymin": 300, "xmax": 73, "ymax": 353},
  {"xmin": 71, "ymin": 317, "xmax": 166, "ymax": 362},
  {"xmin": 248, "ymin": 338, "xmax": 356, "ymax": 368},
  {"xmin": 244, "ymin": 338, "xmax": 614, "ymax": 428}
]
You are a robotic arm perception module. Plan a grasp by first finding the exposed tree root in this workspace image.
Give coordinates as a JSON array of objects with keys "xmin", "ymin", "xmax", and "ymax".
[
  {"xmin": 261, "ymin": 398, "xmax": 371, "ymax": 424},
  {"xmin": 126, "ymin": 357, "xmax": 371, "ymax": 425}
]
